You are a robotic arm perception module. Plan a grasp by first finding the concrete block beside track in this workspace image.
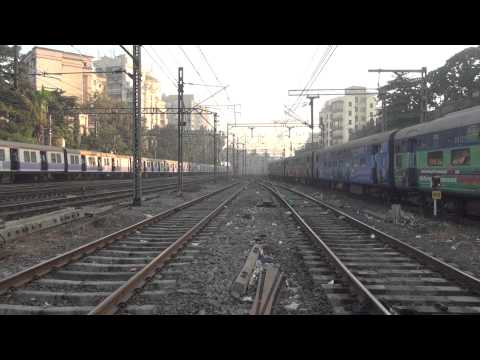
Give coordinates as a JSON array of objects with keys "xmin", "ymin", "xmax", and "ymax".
[{"xmin": 0, "ymin": 205, "xmax": 113, "ymax": 243}]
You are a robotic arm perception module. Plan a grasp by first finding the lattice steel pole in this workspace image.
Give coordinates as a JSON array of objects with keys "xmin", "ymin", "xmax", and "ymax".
[
  {"xmin": 213, "ymin": 113, "xmax": 218, "ymax": 179},
  {"xmin": 177, "ymin": 67, "xmax": 184, "ymax": 194},
  {"xmin": 226, "ymin": 125, "xmax": 229, "ymax": 179},
  {"xmin": 132, "ymin": 45, "xmax": 142, "ymax": 206}
]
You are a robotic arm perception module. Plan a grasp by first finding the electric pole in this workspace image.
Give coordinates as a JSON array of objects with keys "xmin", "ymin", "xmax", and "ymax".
[
  {"xmin": 177, "ymin": 67, "xmax": 184, "ymax": 194},
  {"xmin": 213, "ymin": 113, "xmax": 218, "ymax": 179},
  {"xmin": 132, "ymin": 45, "xmax": 142, "ymax": 206},
  {"xmin": 226, "ymin": 126, "xmax": 229, "ymax": 179},
  {"xmin": 307, "ymin": 95, "xmax": 318, "ymax": 180}
]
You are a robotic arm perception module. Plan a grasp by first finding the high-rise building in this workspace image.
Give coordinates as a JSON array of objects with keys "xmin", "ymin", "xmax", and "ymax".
[
  {"xmin": 319, "ymin": 86, "xmax": 377, "ymax": 147},
  {"xmin": 94, "ymin": 55, "xmax": 167, "ymax": 130},
  {"xmin": 162, "ymin": 94, "xmax": 195, "ymax": 129}
]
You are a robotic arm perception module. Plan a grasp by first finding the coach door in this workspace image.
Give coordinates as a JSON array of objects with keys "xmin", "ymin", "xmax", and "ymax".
[
  {"xmin": 40, "ymin": 151, "xmax": 48, "ymax": 171},
  {"xmin": 81, "ymin": 155, "xmax": 87, "ymax": 171},
  {"xmin": 97, "ymin": 157, "xmax": 103, "ymax": 171},
  {"xmin": 10, "ymin": 149, "xmax": 19, "ymax": 170},
  {"xmin": 406, "ymin": 138, "xmax": 417, "ymax": 187}
]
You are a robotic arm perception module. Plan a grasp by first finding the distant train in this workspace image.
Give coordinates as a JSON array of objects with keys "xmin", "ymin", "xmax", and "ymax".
[
  {"xmin": 0, "ymin": 140, "xmax": 226, "ymax": 183},
  {"xmin": 268, "ymin": 105, "xmax": 480, "ymax": 214}
]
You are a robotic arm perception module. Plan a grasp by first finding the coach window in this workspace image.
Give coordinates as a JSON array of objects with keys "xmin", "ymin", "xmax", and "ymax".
[
  {"xmin": 30, "ymin": 152, "xmax": 37, "ymax": 163},
  {"xmin": 56, "ymin": 154, "xmax": 62, "ymax": 163},
  {"xmin": 24, "ymin": 151, "xmax": 30, "ymax": 162},
  {"xmin": 0, "ymin": 149, "xmax": 5, "ymax": 161},
  {"xmin": 51, "ymin": 153, "xmax": 56, "ymax": 163},
  {"xmin": 70, "ymin": 155, "xmax": 75, "ymax": 164},
  {"xmin": 451, "ymin": 148, "xmax": 470, "ymax": 166},
  {"xmin": 427, "ymin": 151, "xmax": 443, "ymax": 166}
]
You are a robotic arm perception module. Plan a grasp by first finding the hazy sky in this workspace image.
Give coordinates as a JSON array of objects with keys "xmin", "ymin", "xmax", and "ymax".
[{"xmin": 22, "ymin": 45, "xmax": 475, "ymax": 156}]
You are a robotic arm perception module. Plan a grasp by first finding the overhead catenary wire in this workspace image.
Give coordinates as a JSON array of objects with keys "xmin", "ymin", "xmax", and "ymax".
[
  {"xmin": 196, "ymin": 45, "xmax": 231, "ymax": 103},
  {"xmin": 178, "ymin": 46, "xmax": 220, "ymax": 107},
  {"xmin": 143, "ymin": 45, "xmax": 178, "ymax": 88},
  {"xmin": 292, "ymin": 45, "xmax": 335, "ymax": 111}
]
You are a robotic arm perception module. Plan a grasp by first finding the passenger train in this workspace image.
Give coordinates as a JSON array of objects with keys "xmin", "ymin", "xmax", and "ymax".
[
  {"xmin": 0, "ymin": 140, "xmax": 225, "ymax": 183},
  {"xmin": 268, "ymin": 105, "xmax": 480, "ymax": 214}
]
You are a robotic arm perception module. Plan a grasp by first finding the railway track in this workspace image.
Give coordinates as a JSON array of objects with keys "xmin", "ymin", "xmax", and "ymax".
[
  {"xmin": 0, "ymin": 174, "xmax": 209, "ymax": 203},
  {"xmin": 262, "ymin": 181, "xmax": 480, "ymax": 315},
  {"xmin": 0, "ymin": 177, "xmax": 215, "ymax": 221},
  {"xmin": 0, "ymin": 182, "xmax": 244, "ymax": 315}
]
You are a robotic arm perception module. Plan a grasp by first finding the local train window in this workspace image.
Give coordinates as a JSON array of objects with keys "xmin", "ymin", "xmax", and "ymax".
[
  {"xmin": 51, "ymin": 153, "xmax": 56, "ymax": 163},
  {"xmin": 359, "ymin": 157, "xmax": 366, "ymax": 166},
  {"xmin": 0, "ymin": 149, "xmax": 4, "ymax": 161},
  {"xmin": 24, "ymin": 151, "xmax": 30, "ymax": 162},
  {"xmin": 427, "ymin": 151, "xmax": 443, "ymax": 166},
  {"xmin": 433, "ymin": 134, "xmax": 440, "ymax": 148},
  {"xmin": 451, "ymin": 148, "xmax": 470, "ymax": 166},
  {"xmin": 396, "ymin": 154, "xmax": 402, "ymax": 168},
  {"xmin": 70, "ymin": 155, "xmax": 75, "ymax": 164},
  {"xmin": 56, "ymin": 154, "xmax": 62, "ymax": 163},
  {"xmin": 30, "ymin": 152, "xmax": 37, "ymax": 163}
]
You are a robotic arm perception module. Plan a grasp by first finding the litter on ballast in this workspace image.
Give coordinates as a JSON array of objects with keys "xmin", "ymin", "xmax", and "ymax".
[
  {"xmin": 370, "ymin": 234, "xmax": 376, "ymax": 239},
  {"xmin": 278, "ymin": 241, "xmax": 283, "ymax": 245},
  {"xmin": 285, "ymin": 211, "xmax": 292, "ymax": 215},
  {"xmin": 272, "ymin": 223, "xmax": 277, "ymax": 226},
  {"xmin": 226, "ymin": 222, "xmax": 232, "ymax": 227},
  {"xmin": 140, "ymin": 240, "xmax": 147, "ymax": 243},
  {"xmin": 241, "ymin": 296, "xmax": 253, "ymax": 303},
  {"xmin": 284, "ymin": 302, "xmax": 300, "ymax": 311},
  {"xmin": 415, "ymin": 235, "xmax": 422, "ymax": 239},
  {"xmin": 144, "ymin": 214, "xmax": 153, "ymax": 218},
  {"xmin": 328, "ymin": 280, "xmax": 335, "ymax": 285}
]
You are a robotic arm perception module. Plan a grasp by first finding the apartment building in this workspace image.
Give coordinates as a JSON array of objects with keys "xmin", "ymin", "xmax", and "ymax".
[
  {"xmin": 23, "ymin": 47, "xmax": 98, "ymax": 104},
  {"xmin": 162, "ymin": 94, "xmax": 195, "ymax": 129},
  {"xmin": 319, "ymin": 86, "xmax": 377, "ymax": 146}
]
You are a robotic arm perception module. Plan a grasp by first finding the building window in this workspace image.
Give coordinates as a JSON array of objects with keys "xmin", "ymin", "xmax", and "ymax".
[
  {"xmin": 355, "ymin": 115, "xmax": 358, "ymax": 121},
  {"xmin": 355, "ymin": 97, "xmax": 358, "ymax": 103},
  {"xmin": 348, "ymin": 102, "xmax": 352, "ymax": 107},
  {"xmin": 427, "ymin": 151, "xmax": 443, "ymax": 166},
  {"xmin": 370, "ymin": 112, "xmax": 373, "ymax": 117},
  {"xmin": 349, "ymin": 120, "xmax": 352, "ymax": 125},
  {"xmin": 0, "ymin": 149, "xmax": 5, "ymax": 161},
  {"xmin": 451, "ymin": 148, "xmax": 470, "ymax": 166},
  {"xmin": 348, "ymin": 111, "xmax": 352, "ymax": 116}
]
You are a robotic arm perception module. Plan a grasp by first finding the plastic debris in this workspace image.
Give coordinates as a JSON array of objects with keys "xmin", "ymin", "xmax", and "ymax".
[
  {"xmin": 241, "ymin": 296, "xmax": 253, "ymax": 303},
  {"xmin": 226, "ymin": 222, "xmax": 232, "ymax": 227},
  {"xmin": 415, "ymin": 235, "xmax": 421, "ymax": 239},
  {"xmin": 328, "ymin": 280, "xmax": 335, "ymax": 285},
  {"xmin": 140, "ymin": 240, "xmax": 147, "ymax": 243},
  {"xmin": 272, "ymin": 223, "xmax": 277, "ymax": 226},
  {"xmin": 278, "ymin": 241, "xmax": 283, "ymax": 245},
  {"xmin": 285, "ymin": 211, "xmax": 292, "ymax": 215},
  {"xmin": 370, "ymin": 234, "xmax": 376, "ymax": 239},
  {"xmin": 145, "ymin": 214, "xmax": 153, "ymax": 218},
  {"xmin": 284, "ymin": 302, "xmax": 300, "ymax": 311}
]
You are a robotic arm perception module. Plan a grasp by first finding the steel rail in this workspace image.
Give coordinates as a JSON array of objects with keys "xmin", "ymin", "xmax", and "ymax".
[
  {"xmin": 0, "ymin": 178, "xmax": 214, "ymax": 221},
  {"xmin": 90, "ymin": 184, "xmax": 245, "ymax": 315},
  {"xmin": 261, "ymin": 182, "xmax": 391, "ymax": 315},
  {"xmin": 0, "ymin": 182, "xmax": 240, "ymax": 295},
  {"xmin": 272, "ymin": 182, "xmax": 480, "ymax": 297}
]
